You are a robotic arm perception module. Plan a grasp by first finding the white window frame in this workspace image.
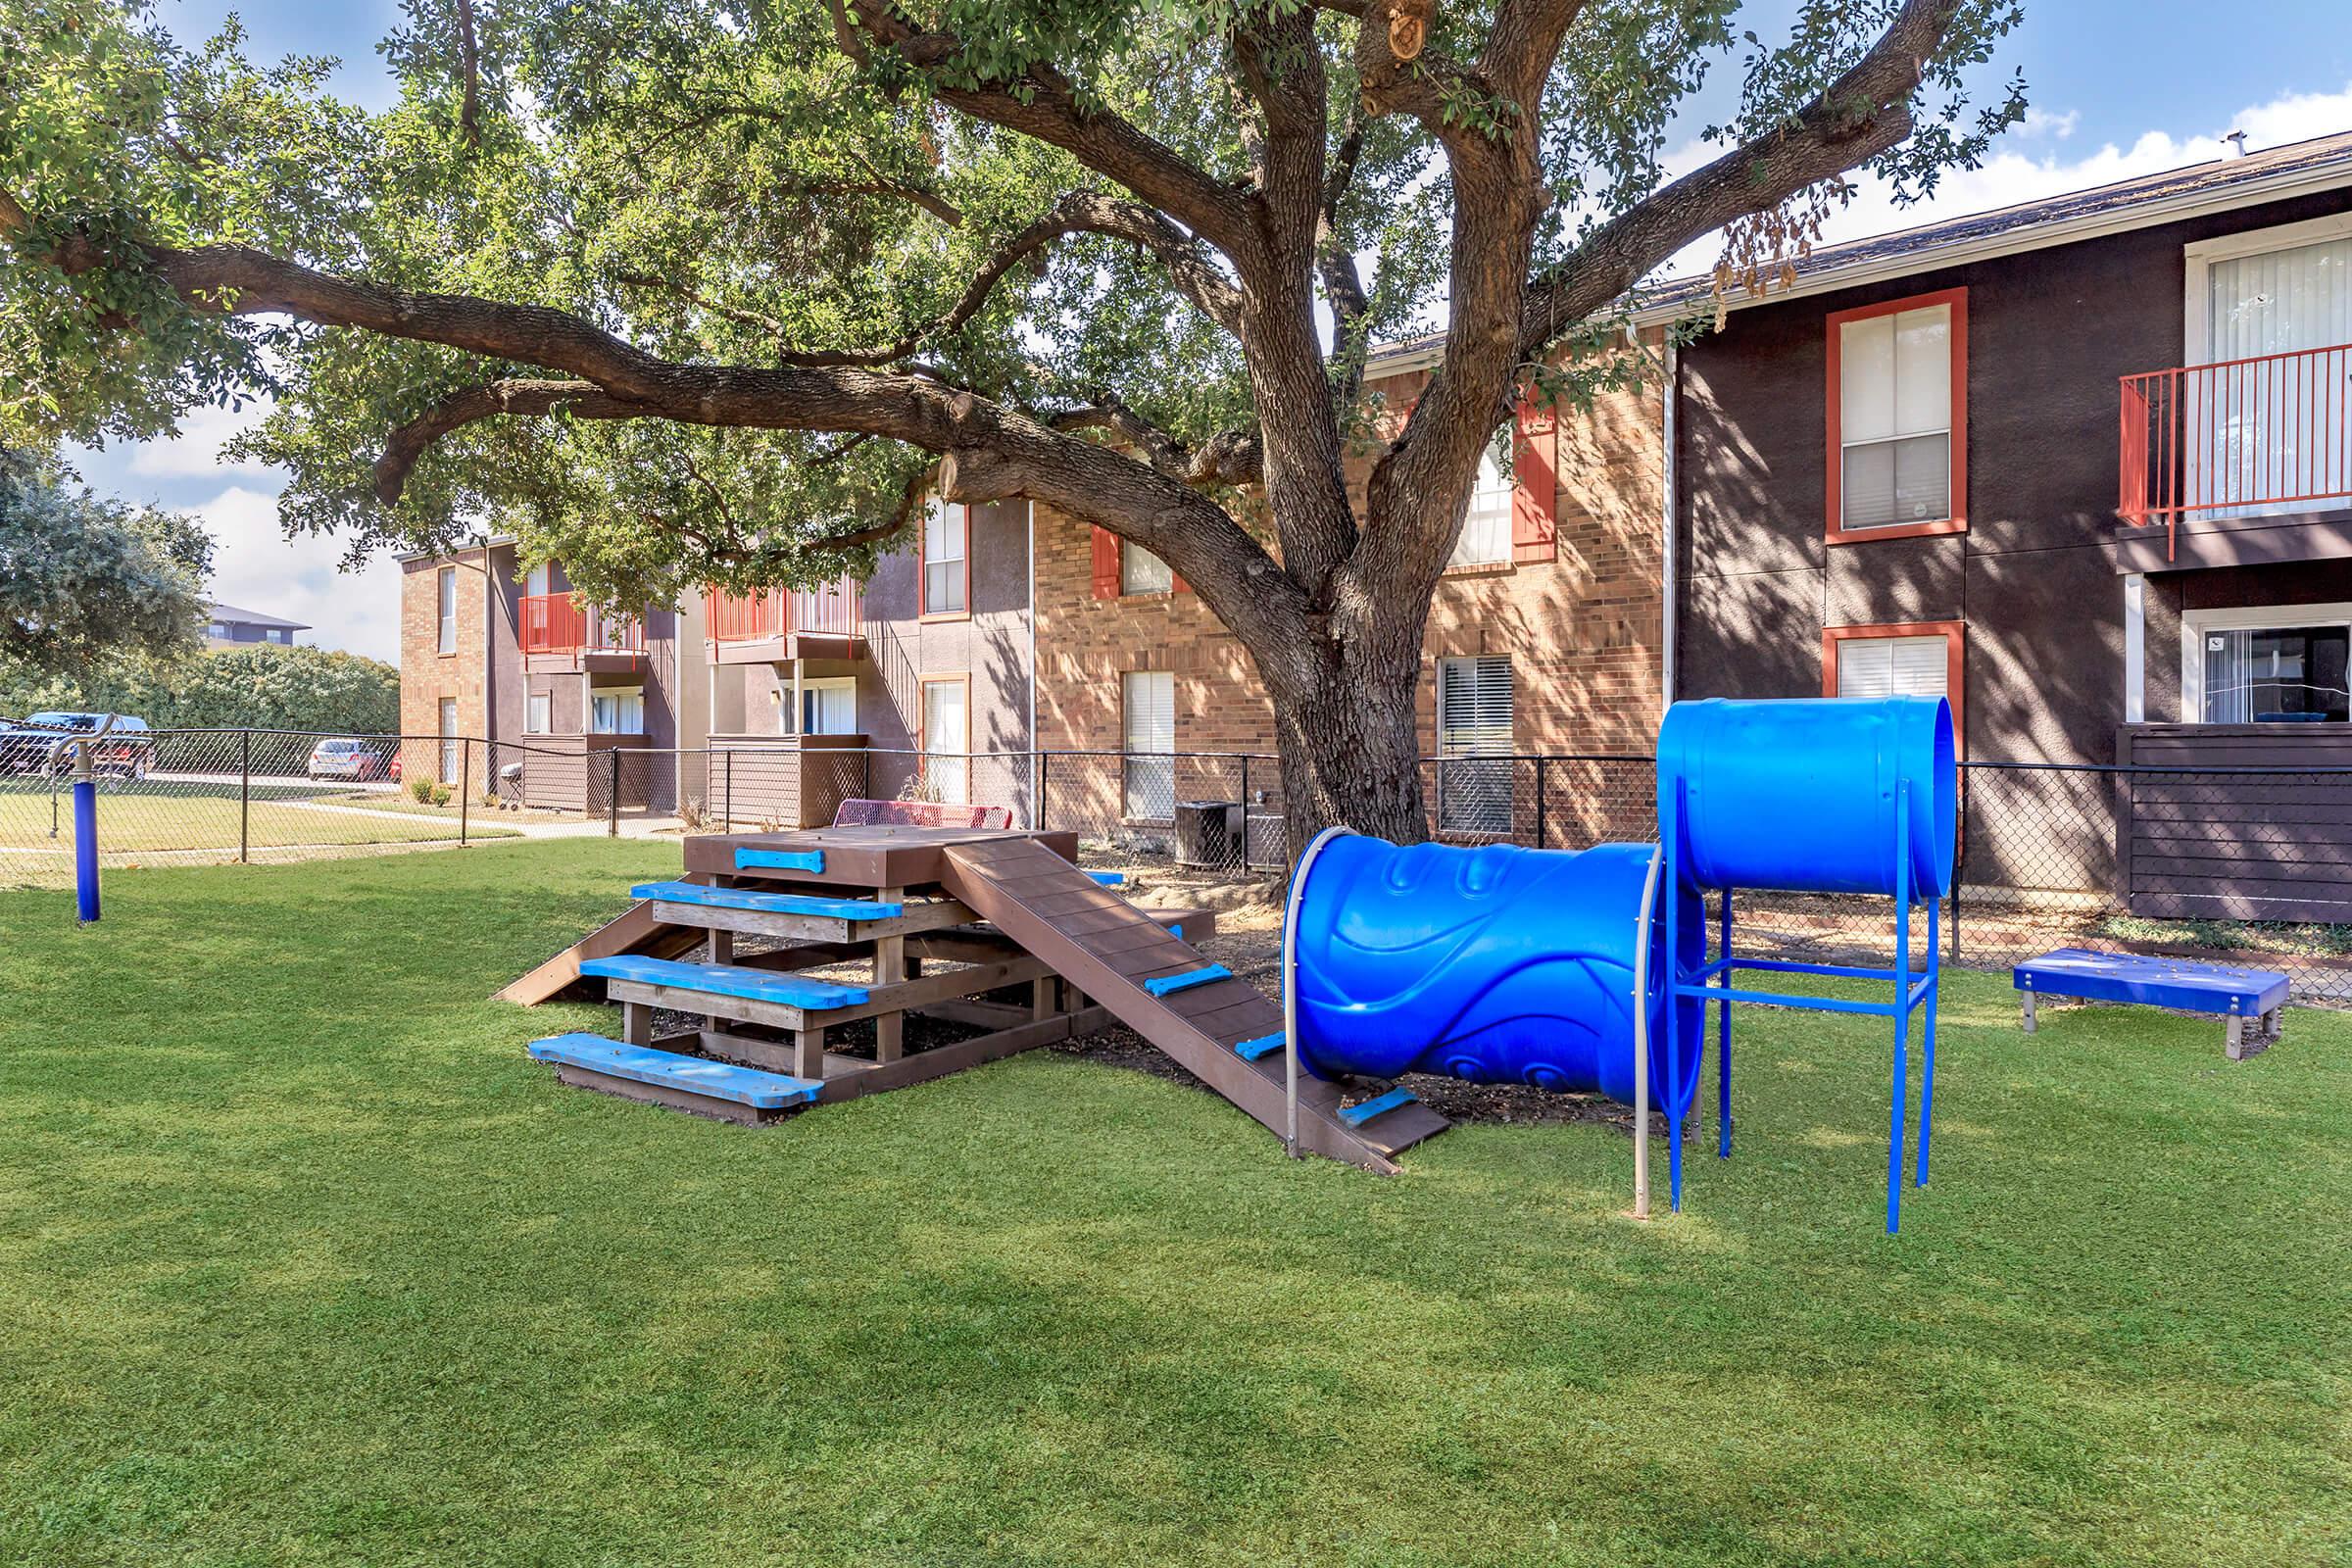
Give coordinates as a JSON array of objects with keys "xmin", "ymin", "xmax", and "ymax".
[
  {"xmin": 437, "ymin": 697, "xmax": 460, "ymax": 782},
  {"xmin": 2181, "ymin": 212, "xmax": 2352, "ymax": 367},
  {"xmin": 2180, "ymin": 600, "xmax": 2352, "ymax": 724},
  {"xmin": 799, "ymin": 676, "xmax": 858, "ymax": 736},
  {"xmin": 923, "ymin": 500, "xmax": 968, "ymax": 617},
  {"xmin": 1120, "ymin": 540, "xmax": 1175, "ymax": 595},
  {"xmin": 525, "ymin": 692, "xmax": 553, "ymax": 734},
  {"xmin": 1436, "ymin": 655, "xmax": 1514, "ymax": 837},
  {"xmin": 919, "ymin": 676, "xmax": 970, "ymax": 804},
  {"xmin": 590, "ymin": 686, "xmax": 645, "ymax": 736},
  {"xmin": 1835, "ymin": 301, "xmax": 1957, "ymax": 532},
  {"xmin": 1449, "ymin": 440, "xmax": 1514, "ymax": 568},
  {"xmin": 1121, "ymin": 669, "xmax": 1176, "ymax": 823},
  {"xmin": 436, "ymin": 566, "xmax": 458, "ymax": 655}
]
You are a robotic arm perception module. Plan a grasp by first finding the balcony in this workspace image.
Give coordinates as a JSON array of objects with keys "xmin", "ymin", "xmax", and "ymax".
[
  {"xmin": 706, "ymin": 577, "xmax": 864, "ymax": 662},
  {"xmin": 2120, "ymin": 340, "xmax": 2352, "ymax": 561},
  {"xmin": 520, "ymin": 594, "xmax": 646, "ymax": 669}
]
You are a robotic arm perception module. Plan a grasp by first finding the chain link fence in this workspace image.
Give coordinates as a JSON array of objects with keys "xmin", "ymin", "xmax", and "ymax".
[{"xmin": 9, "ymin": 724, "xmax": 2351, "ymax": 1003}]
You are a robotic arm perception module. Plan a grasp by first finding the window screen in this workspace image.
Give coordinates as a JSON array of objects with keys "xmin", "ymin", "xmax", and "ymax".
[
  {"xmin": 1437, "ymin": 656, "xmax": 1513, "ymax": 836},
  {"xmin": 1121, "ymin": 540, "xmax": 1175, "ymax": 595},
  {"xmin": 1449, "ymin": 441, "xmax": 1514, "ymax": 567},
  {"xmin": 1834, "ymin": 634, "xmax": 1949, "ymax": 700},
  {"xmin": 1839, "ymin": 304, "xmax": 1953, "ymax": 529},
  {"xmin": 1122, "ymin": 670, "xmax": 1175, "ymax": 821}
]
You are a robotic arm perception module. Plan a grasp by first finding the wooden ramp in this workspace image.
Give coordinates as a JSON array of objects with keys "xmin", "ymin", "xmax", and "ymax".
[{"xmin": 937, "ymin": 835, "xmax": 1448, "ymax": 1173}]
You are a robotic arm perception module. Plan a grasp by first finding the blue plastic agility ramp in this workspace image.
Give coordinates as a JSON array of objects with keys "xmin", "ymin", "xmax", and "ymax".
[{"xmin": 1281, "ymin": 695, "xmax": 1955, "ymax": 1231}]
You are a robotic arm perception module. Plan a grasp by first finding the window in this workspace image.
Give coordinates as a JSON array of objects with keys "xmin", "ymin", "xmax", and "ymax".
[
  {"xmin": 1822, "ymin": 621, "xmax": 1964, "ymax": 739},
  {"xmin": 1436, "ymin": 656, "xmax": 1513, "ymax": 836},
  {"xmin": 2182, "ymin": 604, "xmax": 2352, "ymax": 723},
  {"xmin": 269, "ymin": 628, "xmax": 292, "ymax": 646},
  {"xmin": 1122, "ymin": 670, "xmax": 1176, "ymax": 822},
  {"xmin": 922, "ymin": 501, "xmax": 968, "ymax": 617},
  {"xmin": 798, "ymin": 677, "xmax": 858, "ymax": 736},
  {"xmin": 1828, "ymin": 288, "xmax": 1966, "ymax": 541},
  {"xmin": 1449, "ymin": 440, "xmax": 1514, "ymax": 568},
  {"xmin": 207, "ymin": 621, "xmax": 226, "ymax": 639},
  {"xmin": 436, "ymin": 566, "xmax": 459, "ymax": 655},
  {"xmin": 524, "ymin": 562, "xmax": 554, "ymax": 597},
  {"xmin": 590, "ymin": 687, "xmax": 645, "ymax": 735},
  {"xmin": 525, "ymin": 693, "xmax": 553, "ymax": 734},
  {"xmin": 920, "ymin": 677, "xmax": 969, "ymax": 803},
  {"xmin": 1121, "ymin": 540, "xmax": 1174, "ymax": 595},
  {"xmin": 437, "ymin": 697, "xmax": 460, "ymax": 783},
  {"xmin": 2186, "ymin": 218, "xmax": 2352, "ymax": 518}
]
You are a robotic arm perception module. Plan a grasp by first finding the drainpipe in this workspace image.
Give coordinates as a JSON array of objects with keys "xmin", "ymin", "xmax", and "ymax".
[
  {"xmin": 1026, "ymin": 499, "xmax": 1040, "ymax": 826},
  {"xmin": 1659, "ymin": 339, "xmax": 1681, "ymax": 714}
]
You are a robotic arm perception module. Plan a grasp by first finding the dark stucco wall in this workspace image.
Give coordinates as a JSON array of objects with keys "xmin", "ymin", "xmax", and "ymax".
[{"xmin": 1677, "ymin": 183, "xmax": 2352, "ymax": 771}]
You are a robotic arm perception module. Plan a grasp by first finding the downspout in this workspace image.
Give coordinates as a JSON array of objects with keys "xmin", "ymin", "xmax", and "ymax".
[
  {"xmin": 1026, "ymin": 500, "xmax": 1041, "ymax": 828},
  {"xmin": 1659, "ymin": 339, "xmax": 1681, "ymax": 715}
]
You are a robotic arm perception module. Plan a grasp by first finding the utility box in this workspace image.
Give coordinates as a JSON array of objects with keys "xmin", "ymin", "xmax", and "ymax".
[{"xmin": 1173, "ymin": 800, "xmax": 1244, "ymax": 868}]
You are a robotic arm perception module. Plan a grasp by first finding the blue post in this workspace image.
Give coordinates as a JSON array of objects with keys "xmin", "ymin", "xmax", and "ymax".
[
  {"xmin": 1716, "ymin": 888, "xmax": 1734, "ymax": 1159},
  {"xmin": 1916, "ymin": 894, "xmax": 1940, "ymax": 1188},
  {"xmin": 1886, "ymin": 779, "xmax": 1911, "ymax": 1235},
  {"xmin": 73, "ymin": 775, "xmax": 99, "ymax": 923}
]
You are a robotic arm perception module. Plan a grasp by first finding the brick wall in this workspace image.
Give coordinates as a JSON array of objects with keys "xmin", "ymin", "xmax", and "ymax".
[
  {"xmin": 1033, "ymin": 336, "xmax": 1667, "ymax": 795},
  {"xmin": 399, "ymin": 549, "xmax": 492, "ymax": 789}
]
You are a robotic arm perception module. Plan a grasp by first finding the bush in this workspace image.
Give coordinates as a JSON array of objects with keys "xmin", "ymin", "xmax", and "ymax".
[
  {"xmin": 409, "ymin": 776, "xmax": 434, "ymax": 804},
  {"xmin": 428, "ymin": 783, "xmax": 453, "ymax": 807},
  {"xmin": 0, "ymin": 643, "xmax": 399, "ymax": 736}
]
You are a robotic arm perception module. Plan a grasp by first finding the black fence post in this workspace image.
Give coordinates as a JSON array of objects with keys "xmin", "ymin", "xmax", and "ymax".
[
  {"xmin": 608, "ymin": 748, "xmax": 622, "ymax": 837},
  {"xmin": 460, "ymin": 737, "xmax": 472, "ymax": 847},
  {"xmin": 1238, "ymin": 755, "xmax": 1250, "ymax": 868},
  {"xmin": 1534, "ymin": 756, "xmax": 1548, "ymax": 850},
  {"xmin": 1038, "ymin": 752, "xmax": 1050, "ymax": 833},
  {"xmin": 724, "ymin": 749, "xmax": 734, "ymax": 832},
  {"xmin": 239, "ymin": 729, "xmax": 251, "ymax": 863}
]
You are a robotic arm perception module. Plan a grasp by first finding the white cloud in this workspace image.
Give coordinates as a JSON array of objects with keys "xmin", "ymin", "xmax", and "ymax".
[
  {"xmin": 2018, "ymin": 107, "xmax": 2080, "ymax": 140},
  {"xmin": 126, "ymin": 399, "xmax": 278, "ymax": 479},
  {"xmin": 195, "ymin": 485, "xmax": 405, "ymax": 663},
  {"xmin": 1658, "ymin": 79, "xmax": 2352, "ymax": 277}
]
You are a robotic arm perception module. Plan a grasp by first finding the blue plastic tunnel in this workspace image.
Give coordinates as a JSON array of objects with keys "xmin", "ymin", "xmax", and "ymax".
[
  {"xmin": 1656, "ymin": 696, "xmax": 1956, "ymax": 899},
  {"xmin": 1287, "ymin": 836, "xmax": 1706, "ymax": 1115}
]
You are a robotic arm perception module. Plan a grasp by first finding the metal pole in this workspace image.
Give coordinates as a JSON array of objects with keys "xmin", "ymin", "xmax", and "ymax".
[
  {"xmin": 1887, "ymin": 776, "xmax": 1912, "ymax": 1236},
  {"xmin": 1238, "ymin": 755, "xmax": 1250, "ymax": 867},
  {"xmin": 1717, "ymin": 885, "xmax": 1734, "ymax": 1159},
  {"xmin": 1038, "ymin": 752, "xmax": 1050, "ymax": 832},
  {"xmin": 73, "ymin": 737, "xmax": 99, "ymax": 923},
  {"xmin": 460, "ymin": 737, "xmax": 472, "ymax": 847},
  {"xmin": 724, "ymin": 749, "xmax": 735, "ymax": 831},
  {"xmin": 608, "ymin": 748, "xmax": 621, "ymax": 836},
  {"xmin": 239, "ymin": 729, "xmax": 251, "ymax": 863},
  {"xmin": 1535, "ymin": 756, "xmax": 1548, "ymax": 849},
  {"xmin": 1631, "ymin": 845, "xmax": 1662, "ymax": 1219}
]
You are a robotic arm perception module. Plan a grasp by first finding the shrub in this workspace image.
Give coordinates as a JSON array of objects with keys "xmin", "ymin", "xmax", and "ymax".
[
  {"xmin": 409, "ymin": 776, "xmax": 434, "ymax": 804},
  {"xmin": 428, "ymin": 783, "xmax": 453, "ymax": 807}
]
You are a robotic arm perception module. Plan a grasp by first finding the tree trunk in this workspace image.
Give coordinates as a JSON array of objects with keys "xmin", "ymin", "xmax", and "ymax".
[{"xmin": 1268, "ymin": 631, "xmax": 1429, "ymax": 858}]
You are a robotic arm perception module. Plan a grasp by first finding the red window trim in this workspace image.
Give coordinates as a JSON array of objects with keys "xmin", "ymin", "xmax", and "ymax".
[
  {"xmin": 1825, "ymin": 286, "xmax": 1969, "ymax": 546},
  {"xmin": 1821, "ymin": 619, "xmax": 1966, "ymax": 746},
  {"xmin": 918, "ymin": 501, "xmax": 973, "ymax": 623}
]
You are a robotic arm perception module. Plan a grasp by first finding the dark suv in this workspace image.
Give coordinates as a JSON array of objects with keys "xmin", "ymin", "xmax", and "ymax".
[{"xmin": 0, "ymin": 712, "xmax": 155, "ymax": 777}]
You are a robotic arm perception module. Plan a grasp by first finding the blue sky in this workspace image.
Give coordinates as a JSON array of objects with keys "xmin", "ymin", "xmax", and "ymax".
[{"xmin": 74, "ymin": 1, "xmax": 2352, "ymax": 661}]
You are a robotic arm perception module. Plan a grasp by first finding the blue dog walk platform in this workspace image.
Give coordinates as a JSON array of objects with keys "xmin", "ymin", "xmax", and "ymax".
[
  {"xmin": 527, "ymin": 1033, "xmax": 823, "ymax": 1117},
  {"xmin": 2013, "ymin": 948, "xmax": 2288, "ymax": 1059}
]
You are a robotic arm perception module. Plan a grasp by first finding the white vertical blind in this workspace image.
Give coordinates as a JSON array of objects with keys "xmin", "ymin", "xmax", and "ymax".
[
  {"xmin": 1437, "ymin": 656, "xmax": 1513, "ymax": 835},
  {"xmin": 1121, "ymin": 540, "xmax": 1174, "ymax": 594},
  {"xmin": 922, "ymin": 679, "xmax": 968, "ymax": 802},
  {"xmin": 590, "ymin": 688, "xmax": 645, "ymax": 734},
  {"xmin": 1839, "ymin": 304, "xmax": 1952, "ymax": 528},
  {"xmin": 1835, "ymin": 635, "xmax": 1948, "ymax": 700},
  {"xmin": 1449, "ymin": 443, "xmax": 1514, "ymax": 567},
  {"xmin": 436, "ymin": 567, "xmax": 458, "ymax": 654},
  {"xmin": 437, "ymin": 696, "xmax": 460, "ymax": 782},
  {"xmin": 526, "ymin": 693, "xmax": 551, "ymax": 734},
  {"xmin": 2203, "ymin": 235, "xmax": 2352, "ymax": 513},
  {"xmin": 1122, "ymin": 670, "xmax": 1176, "ymax": 821}
]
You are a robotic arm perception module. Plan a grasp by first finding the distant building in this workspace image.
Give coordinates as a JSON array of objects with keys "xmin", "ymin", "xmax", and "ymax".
[{"xmin": 206, "ymin": 602, "xmax": 309, "ymax": 650}]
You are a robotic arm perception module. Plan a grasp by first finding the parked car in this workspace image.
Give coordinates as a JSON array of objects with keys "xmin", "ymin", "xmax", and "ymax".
[
  {"xmin": 307, "ymin": 737, "xmax": 394, "ymax": 782},
  {"xmin": 0, "ymin": 711, "xmax": 153, "ymax": 777}
]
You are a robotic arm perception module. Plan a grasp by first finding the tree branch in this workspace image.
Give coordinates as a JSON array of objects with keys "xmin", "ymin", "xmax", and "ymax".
[
  {"xmin": 833, "ymin": 0, "xmax": 1260, "ymax": 266},
  {"xmin": 454, "ymin": 0, "xmax": 483, "ymax": 148},
  {"xmin": 373, "ymin": 378, "xmax": 645, "ymax": 506},
  {"xmin": 1049, "ymin": 398, "xmax": 1261, "ymax": 487},
  {"xmin": 1517, "ymin": 0, "xmax": 1964, "ymax": 358}
]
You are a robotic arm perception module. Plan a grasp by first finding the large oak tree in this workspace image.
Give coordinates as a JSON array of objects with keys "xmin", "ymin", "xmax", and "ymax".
[{"xmin": 2, "ymin": 0, "xmax": 2020, "ymax": 846}]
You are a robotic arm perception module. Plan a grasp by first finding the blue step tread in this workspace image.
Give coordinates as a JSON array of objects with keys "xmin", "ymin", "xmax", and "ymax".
[
  {"xmin": 1338, "ymin": 1089, "xmax": 1420, "ymax": 1128},
  {"xmin": 527, "ymin": 1034, "xmax": 822, "ymax": 1109},
  {"xmin": 1087, "ymin": 871, "xmax": 1126, "ymax": 886},
  {"xmin": 632, "ymin": 881, "xmax": 906, "ymax": 920},
  {"xmin": 1233, "ymin": 1032, "xmax": 1285, "ymax": 1061},
  {"xmin": 2013, "ymin": 948, "xmax": 2289, "ymax": 1014},
  {"xmin": 1141, "ymin": 964, "xmax": 1233, "ymax": 999},
  {"xmin": 734, "ymin": 848, "xmax": 825, "ymax": 873},
  {"xmin": 580, "ymin": 955, "xmax": 870, "ymax": 1009}
]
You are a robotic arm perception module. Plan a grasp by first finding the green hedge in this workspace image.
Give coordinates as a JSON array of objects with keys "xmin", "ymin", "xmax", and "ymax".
[{"xmin": 0, "ymin": 644, "xmax": 401, "ymax": 736}]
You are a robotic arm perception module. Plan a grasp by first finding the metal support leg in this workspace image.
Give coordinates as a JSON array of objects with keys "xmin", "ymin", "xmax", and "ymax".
[
  {"xmin": 1916, "ymin": 895, "xmax": 1939, "ymax": 1189},
  {"xmin": 1886, "ymin": 780, "xmax": 1911, "ymax": 1236},
  {"xmin": 2021, "ymin": 988, "xmax": 2037, "ymax": 1034},
  {"xmin": 1716, "ymin": 888, "xmax": 1734, "ymax": 1160}
]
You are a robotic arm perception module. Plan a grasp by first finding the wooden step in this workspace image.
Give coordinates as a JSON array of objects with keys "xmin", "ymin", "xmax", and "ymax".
[
  {"xmin": 1233, "ymin": 1032, "xmax": 1285, "ymax": 1061},
  {"xmin": 579, "ymin": 955, "xmax": 869, "ymax": 1009},
  {"xmin": 526, "ymin": 1033, "xmax": 822, "ymax": 1125},
  {"xmin": 630, "ymin": 880, "xmax": 905, "ymax": 920},
  {"xmin": 1338, "ymin": 1088, "xmax": 1419, "ymax": 1128}
]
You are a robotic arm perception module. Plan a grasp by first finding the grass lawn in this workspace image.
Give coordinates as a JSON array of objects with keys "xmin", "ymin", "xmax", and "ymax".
[
  {"xmin": 0, "ymin": 781, "xmax": 517, "ymax": 871},
  {"xmin": 0, "ymin": 840, "xmax": 2345, "ymax": 1566}
]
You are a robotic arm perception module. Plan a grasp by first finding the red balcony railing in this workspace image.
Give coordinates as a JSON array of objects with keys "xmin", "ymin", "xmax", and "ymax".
[
  {"xmin": 707, "ymin": 577, "xmax": 862, "ymax": 643},
  {"xmin": 521, "ymin": 594, "xmax": 643, "ymax": 655},
  {"xmin": 2121, "ymin": 340, "xmax": 2352, "ymax": 558}
]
